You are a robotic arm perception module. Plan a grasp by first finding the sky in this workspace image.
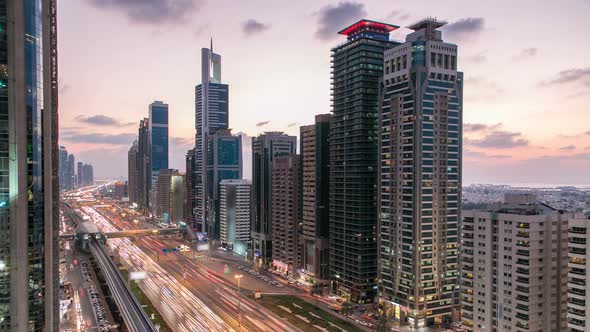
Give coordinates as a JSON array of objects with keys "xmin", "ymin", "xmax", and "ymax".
[{"xmin": 58, "ymin": 0, "xmax": 590, "ymax": 185}]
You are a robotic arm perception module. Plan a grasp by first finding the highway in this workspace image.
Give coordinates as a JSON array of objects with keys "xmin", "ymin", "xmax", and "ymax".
[
  {"xmin": 67, "ymin": 195, "xmax": 301, "ymax": 331},
  {"xmin": 89, "ymin": 239, "xmax": 157, "ymax": 332}
]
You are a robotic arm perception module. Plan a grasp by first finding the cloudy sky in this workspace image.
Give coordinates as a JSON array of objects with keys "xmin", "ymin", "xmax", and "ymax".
[{"xmin": 58, "ymin": 0, "xmax": 590, "ymax": 185}]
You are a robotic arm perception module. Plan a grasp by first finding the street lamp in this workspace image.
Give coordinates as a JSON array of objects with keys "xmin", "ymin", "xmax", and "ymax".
[{"xmin": 235, "ymin": 274, "xmax": 243, "ymax": 327}]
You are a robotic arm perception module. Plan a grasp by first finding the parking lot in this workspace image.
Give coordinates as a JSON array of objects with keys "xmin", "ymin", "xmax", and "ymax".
[{"xmin": 238, "ymin": 265, "xmax": 285, "ymax": 289}]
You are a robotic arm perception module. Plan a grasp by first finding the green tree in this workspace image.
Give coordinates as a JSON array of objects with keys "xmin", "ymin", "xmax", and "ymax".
[{"xmin": 310, "ymin": 283, "xmax": 323, "ymax": 305}]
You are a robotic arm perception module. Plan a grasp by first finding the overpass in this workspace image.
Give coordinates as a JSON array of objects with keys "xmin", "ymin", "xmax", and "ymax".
[{"xmin": 89, "ymin": 239, "xmax": 156, "ymax": 332}]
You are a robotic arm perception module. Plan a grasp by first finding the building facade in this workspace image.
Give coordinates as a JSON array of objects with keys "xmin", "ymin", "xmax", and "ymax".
[
  {"xmin": 170, "ymin": 174, "xmax": 186, "ymax": 225},
  {"xmin": 251, "ymin": 132, "xmax": 297, "ymax": 266},
  {"xmin": 461, "ymin": 194, "xmax": 569, "ymax": 332},
  {"xmin": 185, "ymin": 148, "xmax": 196, "ymax": 224},
  {"xmin": 271, "ymin": 155, "xmax": 301, "ymax": 275},
  {"xmin": 195, "ymin": 42, "xmax": 229, "ymax": 232},
  {"xmin": 378, "ymin": 18, "xmax": 463, "ymax": 326},
  {"xmin": 300, "ymin": 114, "xmax": 331, "ymax": 282},
  {"xmin": 154, "ymin": 169, "xmax": 176, "ymax": 220},
  {"xmin": 128, "ymin": 141, "xmax": 139, "ymax": 205},
  {"xmin": 77, "ymin": 161, "xmax": 83, "ymax": 188},
  {"xmin": 82, "ymin": 164, "xmax": 93, "ymax": 186},
  {"xmin": 67, "ymin": 154, "xmax": 75, "ymax": 190},
  {"xmin": 330, "ymin": 19, "xmax": 398, "ymax": 303},
  {"xmin": 205, "ymin": 129, "xmax": 241, "ymax": 239},
  {"xmin": 220, "ymin": 179, "xmax": 252, "ymax": 256},
  {"xmin": 567, "ymin": 217, "xmax": 590, "ymax": 332},
  {"xmin": 59, "ymin": 146, "xmax": 68, "ymax": 191},
  {"xmin": 137, "ymin": 118, "xmax": 151, "ymax": 210},
  {"xmin": 0, "ymin": 0, "xmax": 60, "ymax": 329}
]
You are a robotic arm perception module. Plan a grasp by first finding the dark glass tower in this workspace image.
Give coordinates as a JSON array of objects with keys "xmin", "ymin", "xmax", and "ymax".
[
  {"xmin": 149, "ymin": 101, "xmax": 169, "ymax": 176},
  {"xmin": 378, "ymin": 18, "xmax": 462, "ymax": 327},
  {"xmin": 329, "ymin": 19, "xmax": 399, "ymax": 303},
  {"xmin": 0, "ymin": 0, "xmax": 59, "ymax": 330},
  {"xmin": 205, "ymin": 129, "xmax": 242, "ymax": 239}
]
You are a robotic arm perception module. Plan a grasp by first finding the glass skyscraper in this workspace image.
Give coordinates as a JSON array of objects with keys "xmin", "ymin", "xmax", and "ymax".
[
  {"xmin": 149, "ymin": 101, "xmax": 169, "ymax": 176},
  {"xmin": 205, "ymin": 129, "xmax": 242, "ymax": 239},
  {"xmin": 329, "ymin": 19, "xmax": 398, "ymax": 303},
  {"xmin": 378, "ymin": 18, "xmax": 462, "ymax": 327},
  {"xmin": 194, "ymin": 41, "xmax": 231, "ymax": 233},
  {"xmin": 0, "ymin": 0, "xmax": 59, "ymax": 330}
]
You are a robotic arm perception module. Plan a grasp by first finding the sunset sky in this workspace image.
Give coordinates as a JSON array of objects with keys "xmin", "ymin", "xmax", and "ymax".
[{"xmin": 58, "ymin": 0, "xmax": 590, "ymax": 185}]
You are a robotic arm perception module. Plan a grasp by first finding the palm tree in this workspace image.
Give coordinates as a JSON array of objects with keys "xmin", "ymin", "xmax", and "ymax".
[{"xmin": 310, "ymin": 283, "xmax": 323, "ymax": 305}]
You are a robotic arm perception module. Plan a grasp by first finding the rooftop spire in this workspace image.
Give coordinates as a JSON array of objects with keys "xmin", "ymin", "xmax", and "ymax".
[{"xmin": 210, "ymin": 37, "xmax": 213, "ymax": 53}]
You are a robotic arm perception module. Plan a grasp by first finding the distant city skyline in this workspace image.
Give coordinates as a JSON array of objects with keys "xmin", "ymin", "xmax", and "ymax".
[{"xmin": 57, "ymin": 0, "xmax": 590, "ymax": 184}]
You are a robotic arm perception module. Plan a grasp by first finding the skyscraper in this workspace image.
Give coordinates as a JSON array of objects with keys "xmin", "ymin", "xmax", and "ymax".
[
  {"xmin": 271, "ymin": 155, "xmax": 302, "ymax": 275},
  {"xmin": 77, "ymin": 161, "xmax": 84, "ymax": 188},
  {"xmin": 461, "ymin": 194, "xmax": 569, "ymax": 331},
  {"xmin": 82, "ymin": 164, "xmax": 94, "ymax": 186},
  {"xmin": 205, "ymin": 129, "xmax": 241, "ymax": 239},
  {"xmin": 0, "ymin": 0, "xmax": 59, "ymax": 329},
  {"xmin": 155, "ymin": 169, "xmax": 177, "ymax": 220},
  {"xmin": 251, "ymin": 132, "xmax": 297, "ymax": 266},
  {"xmin": 330, "ymin": 19, "xmax": 398, "ymax": 303},
  {"xmin": 149, "ymin": 101, "xmax": 169, "ymax": 213},
  {"xmin": 59, "ymin": 146, "xmax": 68, "ymax": 191},
  {"xmin": 128, "ymin": 140, "xmax": 139, "ymax": 205},
  {"xmin": 67, "ymin": 153, "xmax": 75, "ymax": 190},
  {"xmin": 195, "ymin": 41, "xmax": 229, "ymax": 232},
  {"xmin": 170, "ymin": 173, "xmax": 186, "ymax": 225},
  {"xmin": 300, "ymin": 114, "xmax": 331, "ymax": 282},
  {"xmin": 378, "ymin": 18, "xmax": 462, "ymax": 327},
  {"xmin": 137, "ymin": 118, "xmax": 151, "ymax": 210},
  {"xmin": 220, "ymin": 179, "xmax": 252, "ymax": 256},
  {"xmin": 185, "ymin": 148, "xmax": 196, "ymax": 224}
]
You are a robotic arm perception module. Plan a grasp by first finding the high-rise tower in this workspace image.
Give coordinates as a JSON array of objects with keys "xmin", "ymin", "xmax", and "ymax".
[
  {"xmin": 251, "ymin": 132, "xmax": 297, "ymax": 266},
  {"xmin": 300, "ymin": 114, "xmax": 331, "ymax": 282},
  {"xmin": 0, "ymin": 0, "xmax": 60, "ymax": 329},
  {"xmin": 329, "ymin": 19, "xmax": 398, "ymax": 303},
  {"xmin": 195, "ymin": 41, "xmax": 231, "ymax": 232},
  {"xmin": 378, "ymin": 18, "xmax": 463, "ymax": 327}
]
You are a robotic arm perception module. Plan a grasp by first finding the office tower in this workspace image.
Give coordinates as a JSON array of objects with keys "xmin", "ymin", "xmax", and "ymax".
[
  {"xmin": 149, "ymin": 101, "xmax": 169, "ymax": 213},
  {"xmin": 67, "ymin": 154, "xmax": 75, "ymax": 190},
  {"xmin": 251, "ymin": 132, "xmax": 297, "ymax": 266},
  {"xmin": 0, "ymin": 0, "xmax": 59, "ymax": 329},
  {"xmin": 567, "ymin": 217, "xmax": 590, "ymax": 332},
  {"xmin": 155, "ymin": 169, "xmax": 177, "ymax": 220},
  {"xmin": 300, "ymin": 114, "xmax": 331, "ymax": 282},
  {"xmin": 170, "ymin": 173, "xmax": 186, "ymax": 225},
  {"xmin": 59, "ymin": 146, "xmax": 68, "ymax": 191},
  {"xmin": 194, "ymin": 41, "xmax": 229, "ymax": 232},
  {"xmin": 378, "ymin": 18, "xmax": 463, "ymax": 326},
  {"xmin": 137, "ymin": 118, "xmax": 151, "ymax": 210},
  {"xmin": 461, "ymin": 194, "xmax": 569, "ymax": 332},
  {"xmin": 205, "ymin": 129, "xmax": 242, "ymax": 239},
  {"xmin": 330, "ymin": 19, "xmax": 398, "ymax": 304},
  {"xmin": 149, "ymin": 101, "xmax": 169, "ymax": 177},
  {"xmin": 128, "ymin": 141, "xmax": 139, "ymax": 205},
  {"xmin": 185, "ymin": 148, "xmax": 196, "ymax": 224},
  {"xmin": 77, "ymin": 161, "xmax": 84, "ymax": 187},
  {"xmin": 271, "ymin": 155, "xmax": 302, "ymax": 275},
  {"xmin": 220, "ymin": 179, "xmax": 252, "ymax": 255},
  {"xmin": 82, "ymin": 164, "xmax": 94, "ymax": 185},
  {"xmin": 114, "ymin": 181, "xmax": 125, "ymax": 200}
]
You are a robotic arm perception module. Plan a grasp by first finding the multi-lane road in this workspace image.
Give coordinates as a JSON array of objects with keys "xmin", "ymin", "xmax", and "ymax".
[{"xmin": 68, "ymin": 194, "xmax": 299, "ymax": 332}]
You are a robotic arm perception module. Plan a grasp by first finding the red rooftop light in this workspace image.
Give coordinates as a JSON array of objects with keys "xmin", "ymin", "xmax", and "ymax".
[{"xmin": 338, "ymin": 19, "xmax": 399, "ymax": 36}]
